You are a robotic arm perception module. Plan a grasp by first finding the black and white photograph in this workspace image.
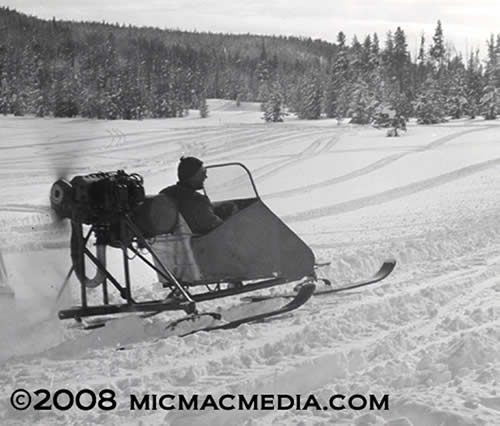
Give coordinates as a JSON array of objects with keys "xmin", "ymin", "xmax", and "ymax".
[{"xmin": 0, "ymin": 1, "xmax": 499, "ymax": 424}]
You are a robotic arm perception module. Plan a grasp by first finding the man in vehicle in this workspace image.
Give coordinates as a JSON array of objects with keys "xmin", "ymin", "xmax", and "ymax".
[{"xmin": 161, "ymin": 156, "xmax": 234, "ymax": 234}]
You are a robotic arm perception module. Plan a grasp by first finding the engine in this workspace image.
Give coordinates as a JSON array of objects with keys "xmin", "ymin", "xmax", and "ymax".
[
  {"xmin": 50, "ymin": 170, "xmax": 178, "ymax": 288},
  {"xmin": 50, "ymin": 170, "xmax": 146, "ymax": 225},
  {"xmin": 50, "ymin": 169, "xmax": 178, "ymax": 243}
]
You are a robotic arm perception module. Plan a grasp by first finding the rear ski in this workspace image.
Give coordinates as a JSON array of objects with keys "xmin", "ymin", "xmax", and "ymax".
[{"xmin": 79, "ymin": 282, "xmax": 316, "ymax": 333}]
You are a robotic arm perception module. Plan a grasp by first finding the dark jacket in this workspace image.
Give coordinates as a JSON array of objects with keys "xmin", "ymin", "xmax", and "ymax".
[{"xmin": 160, "ymin": 183, "xmax": 223, "ymax": 234}]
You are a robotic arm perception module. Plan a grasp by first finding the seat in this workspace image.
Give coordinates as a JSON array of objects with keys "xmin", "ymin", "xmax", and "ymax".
[{"xmin": 151, "ymin": 212, "xmax": 202, "ymax": 284}]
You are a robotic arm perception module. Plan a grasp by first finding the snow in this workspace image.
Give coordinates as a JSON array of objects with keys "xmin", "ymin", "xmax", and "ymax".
[{"xmin": 1, "ymin": 100, "xmax": 500, "ymax": 425}]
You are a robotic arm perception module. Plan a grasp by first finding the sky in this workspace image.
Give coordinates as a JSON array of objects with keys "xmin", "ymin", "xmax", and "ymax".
[{"xmin": 2, "ymin": 1, "xmax": 499, "ymax": 58}]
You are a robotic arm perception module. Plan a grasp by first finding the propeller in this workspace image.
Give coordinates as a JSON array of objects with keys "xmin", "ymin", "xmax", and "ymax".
[
  {"xmin": 49, "ymin": 178, "xmax": 73, "ymax": 223},
  {"xmin": 44, "ymin": 141, "xmax": 82, "ymax": 225}
]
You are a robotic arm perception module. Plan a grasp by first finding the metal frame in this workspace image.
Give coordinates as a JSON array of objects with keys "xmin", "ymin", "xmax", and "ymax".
[
  {"xmin": 58, "ymin": 215, "xmax": 196, "ymax": 320},
  {"xmin": 57, "ymin": 213, "xmax": 299, "ymax": 321}
]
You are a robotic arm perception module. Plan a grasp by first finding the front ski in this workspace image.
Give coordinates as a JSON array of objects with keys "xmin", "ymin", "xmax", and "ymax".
[
  {"xmin": 242, "ymin": 260, "xmax": 396, "ymax": 302},
  {"xmin": 173, "ymin": 282, "xmax": 316, "ymax": 337}
]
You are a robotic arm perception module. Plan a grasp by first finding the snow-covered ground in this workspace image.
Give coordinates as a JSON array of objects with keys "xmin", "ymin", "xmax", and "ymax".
[{"xmin": 1, "ymin": 100, "xmax": 500, "ymax": 425}]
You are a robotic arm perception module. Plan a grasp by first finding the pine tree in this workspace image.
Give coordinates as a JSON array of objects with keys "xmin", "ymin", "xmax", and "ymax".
[
  {"xmin": 416, "ymin": 34, "xmax": 427, "ymax": 91},
  {"xmin": 445, "ymin": 57, "xmax": 468, "ymax": 119},
  {"xmin": 479, "ymin": 34, "xmax": 500, "ymax": 119},
  {"xmin": 479, "ymin": 84, "xmax": 498, "ymax": 119},
  {"xmin": 362, "ymin": 35, "xmax": 372, "ymax": 75},
  {"xmin": 430, "ymin": 20, "xmax": 445, "ymax": 70},
  {"xmin": 199, "ymin": 97, "xmax": 208, "ymax": 118},
  {"xmin": 393, "ymin": 27, "xmax": 410, "ymax": 93},
  {"xmin": 465, "ymin": 50, "xmax": 484, "ymax": 118},
  {"xmin": 369, "ymin": 33, "xmax": 380, "ymax": 71},
  {"xmin": 348, "ymin": 78, "xmax": 378, "ymax": 124},
  {"xmin": 256, "ymin": 43, "xmax": 271, "ymax": 103},
  {"xmin": 349, "ymin": 36, "xmax": 363, "ymax": 79},
  {"xmin": 485, "ymin": 35, "xmax": 500, "ymax": 87},
  {"xmin": 324, "ymin": 32, "xmax": 349, "ymax": 118},
  {"xmin": 495, "ymin": 34, "xmax": 500, "ymax": 87},
  {"xmin": 296, "ymin": 72, "xmax": 322, "ymax": 120},
  {"xmin": 414, "ymin": 76, "xmax": 446, "ymax": 124},
  {"xmin": 382, "ymin": 31, "xmax": 394, "ymax": 77},
  {"xmin": 263, "ymin": 82, "xmax": 285, "ymax": 122},
  {"xmin": 54, "ymin": 73, "xmax": 79, "ymax": 117}
]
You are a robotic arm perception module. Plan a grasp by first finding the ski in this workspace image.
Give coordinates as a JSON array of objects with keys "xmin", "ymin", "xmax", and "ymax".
[
  {"xmin": 114, "ymin": 283, "xmax": 315, "ymax": 349},
  {"xmin": 80, "ymin": 283, "xmax": 316, "ymax": 333},
  {"xmin": 177, "ymin": 282, "xmax": 316, "ymax": 336},
  {"xmin": 242, "ymin": 260, "xmax": 396, "ymax": 302}
]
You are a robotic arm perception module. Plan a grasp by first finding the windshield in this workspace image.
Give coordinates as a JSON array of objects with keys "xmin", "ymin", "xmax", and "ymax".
[{"xmin": 203, "ymin": 163, "xmax": 259, "ymax": 203}]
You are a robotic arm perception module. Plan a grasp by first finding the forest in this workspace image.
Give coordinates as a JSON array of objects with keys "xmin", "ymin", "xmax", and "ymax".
[{"xmin": 0, "ymin": 7, "xmax": 499, "ymax": 123}]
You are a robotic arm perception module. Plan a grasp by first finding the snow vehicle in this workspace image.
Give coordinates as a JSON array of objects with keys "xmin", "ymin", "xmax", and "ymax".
[{"xmin": 49, "ymin": 162, "xmax": 395, "ymax": 330}]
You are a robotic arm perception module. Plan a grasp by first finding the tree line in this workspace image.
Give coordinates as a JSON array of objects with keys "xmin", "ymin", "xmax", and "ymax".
[{"xmin": 0, "ymin": 7, "xmax": 499, "ymax": 124}]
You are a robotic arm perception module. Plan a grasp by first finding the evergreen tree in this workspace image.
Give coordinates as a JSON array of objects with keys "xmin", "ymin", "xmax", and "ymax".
[
  {"xmin": 382, "ymin": 31, "xmax": 394, "ymax": 77},
  {"xmin": 349, "ymin": 35, "xmax": 363, "ymax": 79},
  {"xmin": 479, "ymin": 84, "xmax": 498, "ymax": 119},
  {"xmin": 369, "ymin": 33, "xmax": 380, "ymax": 71},
  {"xmin": 393, "ymin": 27, "xmax": 410, "ymax": 93},
  {"xmin": 414, "ymin": 76, "xmax": 446, "ymax": 124},
  {"xmin": 430, "ymin": 20, "xmax": 445, "ymax": 70},
  {"xmin": 362, "ymin": 35, "xmax": 372, "ymax": 75},
  {"xmin": 0, "ymin": 72, "xmax": 11, "ymax": 115},
  {"xmin": 416, "ymin": 33, "xmax": 427, "ymax": 91},
  {"xmin": 348, "ymin": 78, "xmax": 378, "ymax": 124},
  {"xmin": 324, "ymin": 31, "xmax": 349, "ymax": 118},
  {"xmin": 465, "ymin": 50, "xmax": 484, "ymax": 118},
  {"xmin": 296, "ymin": 72, "xmax": 322, "ymax": 120},
  {"xmin": 256, "ymin": 43, "xmax": 271, "ymax": 103},
  {"xmin": 445, "ymin": 56, "xmax": 468, "ymax": 119},
  {"xmin": 199, "ymin": 95, "xmax": 208, "ymax": 118},
  {"xmin": 495, "ymin": 34, "xmax": 500, "ymax": 87},
  {"xmin": 446, "ymin": 71, "xmax": 468, "ymax": 118},
  {"xmin": 485, "ymin": 34, "xmax": 500, "ymax": 87},
  {"xmin": 263, "ymin": 81, "xmax": 285, "ymax": 122},
  {"xmin": 54, "ymin": 72, "xmax": 79, "ymax": 117}
]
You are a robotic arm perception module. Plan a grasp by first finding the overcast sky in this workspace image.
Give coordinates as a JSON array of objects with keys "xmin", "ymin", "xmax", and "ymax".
[{"xmin": 3, "ymin": 1, "xmax": 499, "ymax": 57}]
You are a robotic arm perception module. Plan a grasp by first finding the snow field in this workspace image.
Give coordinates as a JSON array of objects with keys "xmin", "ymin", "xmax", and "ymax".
[{"xmin": 1, "ymin": 101, "xmax": 500, "ymax": 425}]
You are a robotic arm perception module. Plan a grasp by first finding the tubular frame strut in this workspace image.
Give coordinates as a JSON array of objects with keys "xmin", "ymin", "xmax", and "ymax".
[{"xmin": 58, "ymin": 215, "xmax": 197, "ymax": 320}]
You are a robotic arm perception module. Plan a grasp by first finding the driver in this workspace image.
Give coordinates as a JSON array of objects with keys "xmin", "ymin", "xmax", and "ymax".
[{"xmin": 161, "ymin": 156, "xmax": 233, "ymax": 234}]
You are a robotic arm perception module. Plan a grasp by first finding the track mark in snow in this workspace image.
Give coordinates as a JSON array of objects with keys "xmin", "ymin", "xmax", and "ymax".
[
  {"xmin": 284, "ymin": 156, "xmax": 500, "ymax": 222},
  {"xmin": 249, "ymin": 132, "xmax": 343, "ymax": 182},
  {"xmin": 266, "ymin": 152, "xmax": 402, "ymax": 200},
  {"xmin": 265, "ymin": 126, "xmax": 495, "ymax": 200}
]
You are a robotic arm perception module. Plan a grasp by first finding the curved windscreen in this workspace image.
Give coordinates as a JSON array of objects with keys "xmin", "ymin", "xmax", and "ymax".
[{"xmin": 204, "ymin": 163, "xmax": 259, "ymax": 203}]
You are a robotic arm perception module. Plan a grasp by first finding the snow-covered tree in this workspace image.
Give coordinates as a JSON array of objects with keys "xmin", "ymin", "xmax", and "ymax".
[
  {"xmin": 256, "ymin": 44, "xmax": 271, "ymax": 104},
  {"xmin": 414, "ymin": 76, "xmax": 446, "ymax": 124},
  {"xmin": 430, "ymin": 20, "xmax": 445, "ymax": 70},
  {"xmin": 446, "ymin": 77, "xmax": 468, "ymax": 119},
  {"xmin": 479, "ymin": 84, "xmax": 499, "ymax": 119},
  {"xmin": 199, "ymin": 95, "xmax": 208, "ymax": 118},
  {"xmin": 348, "ymin": 78, "xmax": 378, "ymax": 124},
  {"xmin": 392, "ymin": 27, "xmax": 410, "ymax": 92},
  {"xmin": 324, "ymin": 32, "xmax": 349, "ymax": 118},
  {"xmin": 296, "ymin": 73, "xmax": 322, "ymax": 120},
  {"xmin": 263, "ymin": 82, "xmax": 285, "ymax": 122}
]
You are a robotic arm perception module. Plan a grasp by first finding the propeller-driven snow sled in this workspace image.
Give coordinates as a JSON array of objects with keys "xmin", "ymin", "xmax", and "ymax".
[{"xmin": 50, "ymin": 162, "xmax": 395, "ymax": 329}]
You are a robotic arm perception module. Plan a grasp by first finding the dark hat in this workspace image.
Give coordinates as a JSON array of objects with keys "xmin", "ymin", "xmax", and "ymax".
[{"xmin": 178, "ymin": 156, "xmax": 203, "ymax": 182}]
